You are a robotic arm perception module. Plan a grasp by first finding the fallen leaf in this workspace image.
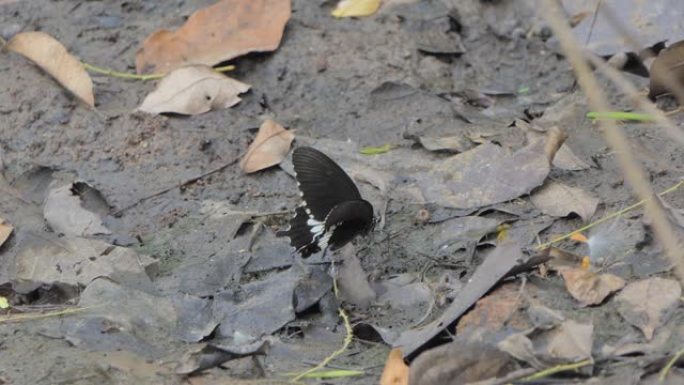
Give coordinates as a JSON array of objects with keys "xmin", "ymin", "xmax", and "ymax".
[
  {"xmin": 414, "ymin": 137, "xmax": 553, "ymax": 209},
  {"xmin": 380, "ymin": 348, "xmax": 409, "ymax": 385},
  {"xmin": 648, "ymin": 40, "xmax": 684, "ymax": 100},
  {"xmin": 6, "ymin": 31, "xmax": 94, "ymax": 107},
  {"xmin": 531, "ymin": 182, "xmax": 599, "ymax": 222},
  {"xmin": 0, "ymin": 217, "xmax": 13, "ymax": 248},
  {"xmin": 615, "ymin": 277, "xmax": 681, "ymax": 340},
  {"xmin": 332, "ymin": 0, "xmax": 381, "ymax": 18},
  {"xmin": 516, "ymin": 120, "xmax": 589, "ymax": 171},
  {"xmin": 558, "ymin": 267, "xmax": 625, "ymax": 307},
  {"xmin": 136, "ymin": 0, "xmax": 291, "ymax": 74},
  {"xmin": 337, "ymin": 244, "xmax": 376, "ymax": 308},
  {"xmin": 139, "ymin": 65, "xmax": 250, "ymax": 115},
  {"xmin": 537, "ymin": 319, "xmax": 593, "ymax": 362},
  {"xmin": 43, "ymin": 181, "xmax": 111, "ymax": 237},
  {"xmin": 0, "ymin": 296, "xmax": 8, "ymax": 309},
  {"xmin": 418, "ymin": 135, "xmax": 473, "ymax": 153},
  {"xmin": 457, "ymin": 283, "xmax": 531, "ymax": 337},
  {"xmin": 240, "ymin": 120, "xmax": 294, "ymax": 173}
]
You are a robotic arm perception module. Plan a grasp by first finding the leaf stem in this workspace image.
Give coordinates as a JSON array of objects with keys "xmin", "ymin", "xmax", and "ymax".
[{"xmin": 81, "ymin": 62, "xmax": 235, "ymax": 81}]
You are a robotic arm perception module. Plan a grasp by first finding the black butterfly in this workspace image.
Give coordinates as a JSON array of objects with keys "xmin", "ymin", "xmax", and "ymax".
[{"xmin": 278, "ymin": 147, "xmax": 375, "ymax": 258}]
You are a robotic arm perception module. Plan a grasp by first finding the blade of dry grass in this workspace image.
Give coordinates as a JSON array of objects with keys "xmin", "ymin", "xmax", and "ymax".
[{"xmin": 540, "ymin": 0, "xmax": 684, "ymax": 283}]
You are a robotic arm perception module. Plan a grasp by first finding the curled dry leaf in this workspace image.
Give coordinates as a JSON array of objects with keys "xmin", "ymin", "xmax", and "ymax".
[
  {"xmin": 6, "ymin": 31, "xmax": 95, "ymax": 107},
  {"xmin": 531, "ymin": 182, "xmax": 599, "ymax": 222},
  {"xmin": 615, "ymin": 277, "xmax": 681, "ymax": 340},
  {"xmin": 558, "ymin": 267, "xmax": 625, "ymax": 307},
  {"xmin": 136, "ymin": 0, "xmax": 291, "ymax": 74},
  {"xmin": 648, "ymin": 40, "xmax": 684, "ymax": 100},
  {"xmin": 240, "ymin": 119, "xmax": 294, "ymax": 173},
  {"xmin": 380, "ymin": 348, "xmax": 409, "ymax": 385},
  {"xmin": 0, "ymin": 217, "xmax": 13, "ymax": 247},
  {"xmin": 138, "ymin": 65, "xmax": 250, "ymax": 115},
  {"xmin": 332, "ymin": 0, "xmax": 382, "ymax": 18}
]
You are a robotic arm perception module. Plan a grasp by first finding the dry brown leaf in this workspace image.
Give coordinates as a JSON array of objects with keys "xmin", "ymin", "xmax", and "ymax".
[
  {"xmin": 457, "ymin": 283, "xmax": 531, "ymax": 336},
  {"xmin": 240, "ymin": 119, "xmax": 294, "ymax": 173},
  {"xmin": 136, "ymin": 0, "xmax": 291, "ymax": 74},
  {"xmin": 616, "ymin": 277, "xmax": 681, "ymax": 340},
  {"xmin": 6, "ymin": 31, "xmax": 94, "ymax": 107},
  {"xmin": 648, "ymin": 40, "xmax": 684, "ymax": 100},
  {"xmin": 558, "ymin": 267, "xmax": 625, "ymax": 307},
  {"xmin": 0, "ymin": 217, "xmax": 13, "ymax": 247},
  {"xmin": 138, "ymin": 65, "xmax": 250, "ymax": 115},
  {"xmin": 531, "ymin": 182, "xmax": 599, "ymax": 222},
  {"xmin": 380, "ymin": 348, "xmax": 409, "ymax": 385},
  {"xmin": 540, "ymin": 320, "xmax": 593, "ymax": 362}
]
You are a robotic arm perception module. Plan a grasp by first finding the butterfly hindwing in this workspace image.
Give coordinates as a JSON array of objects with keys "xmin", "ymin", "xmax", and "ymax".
[{"xmin": 292, "ymin": 147, "xmax": 362, "ymax": 221}]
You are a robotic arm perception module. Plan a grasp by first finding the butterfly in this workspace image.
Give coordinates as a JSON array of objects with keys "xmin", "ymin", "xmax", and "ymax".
[{"xmin": 278, "ymin": 147, "xmax": 375, "ymax": 258}]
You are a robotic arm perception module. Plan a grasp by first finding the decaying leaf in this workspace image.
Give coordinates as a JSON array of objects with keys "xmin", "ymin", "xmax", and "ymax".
[
  {"xmin": 418, "ymin": 135, "xmax": 473, "ymax": 153},
  {"xmin": 648, "ymin": 40, "xmax": 684, "ymax": 100},
  {"xmin": 615, "ymin": 277, "xmax": 681, "ymax": 340},
  {"xmin": 6, "ymin": 31, "xmax": 94, "ymax": 107},
  {"xmin": 516, "ymin": 120, "xmax": 590, "ymax": 171},
  {"xmin": 457, "ymin": 283, "xmax": 531, "ymax": 337},
  {"xmin": 240, "ymin": 120, "xmax": 295, "ymax": 173},
  {"xmin": 332, "ymin": 0, "xmax": 382, "ymax": 18},
  {"xmin": 380, "ymin": 348, "xmax": 409, "ymax": 385},
  {"xmin": 558, "ymin": 267, "xmax": 625, "ymax": 307},
  {"xmin": 136, "ymin": 0, "xmax": 291, "ymax": 74},
  {"xmin": 414, "ymin": 136, "xmax": 556, "ymax": 209},
  {"xmin": 538, "ymin": 319, "xmax": 594, "ymax": 362},
  {"xmin": 531, "ymin": 182, "xmax": 599, "ymax": 222},
  {"xmin": 139, "ymin": 65, "xmax": 250, "ymax": 115},
  {"xmin": 43, "ymin": 181, "xmax": 111, "ymax": 237},
  {"xmin": 0, "ymin": 217, "xmax": 13, "ymax": 248}
]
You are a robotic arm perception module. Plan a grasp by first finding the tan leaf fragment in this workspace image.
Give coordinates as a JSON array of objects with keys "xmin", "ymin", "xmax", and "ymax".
[
  {"xmin": 558, "ymin": 267, "xmax": 625, "ymax": 307},
  {"xmin": 332, "ymin": 0, "xmax": 382, "ymax": 17},
  {"xmin": 531, "ymin": 182, "xmax": 599, "ymax": 222},
  {"xmin": 138, "ymin": 65, "xmax": 250, "ymax": 115},
  {"xmin": 380, "ymin": 348, "xmax": 409, "ymax": 385},
  {"xmin": 616, "ymin": 277, "xmax": 681, "ymax": 340},
  {"xmin": 0, "ymin": 217, "xmax": 13, "ymax": 248},
  {"xmin": 542, "ymin": 320, "xmax": 594, "ymax": 362},
  {"xmin": 136, "ymin": 0, "xmax": 291, "ymax": 74},
  {"xmin": 6, "ymin": 31, "xmax": 95, "ymax": 107},
  {"xmin": 240, "ymin": 119, "xmax": 294, "ymax": 173}
]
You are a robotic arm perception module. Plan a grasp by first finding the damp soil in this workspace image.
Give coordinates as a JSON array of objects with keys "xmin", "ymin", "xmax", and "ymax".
[{"xmin": 1, "ymin": 1, "xmax": 684, "ymax": 384}]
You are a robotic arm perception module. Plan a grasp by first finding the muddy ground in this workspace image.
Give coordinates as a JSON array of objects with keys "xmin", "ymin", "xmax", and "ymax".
[{"xmin": 1, "ymin": 0, "xmax": 684, "ymax": 384}]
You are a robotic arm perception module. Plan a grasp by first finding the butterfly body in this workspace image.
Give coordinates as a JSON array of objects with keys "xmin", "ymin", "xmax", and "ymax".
[{"xmin": 278, "ymin": 147, "xmax": 374, "ymax": 258}]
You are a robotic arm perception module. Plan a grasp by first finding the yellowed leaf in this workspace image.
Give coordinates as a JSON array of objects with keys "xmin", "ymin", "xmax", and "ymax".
[
  {"xmin": 6, "ymin": 31, "xmax": 95, "ymax": 107},
  {"xmin": 0, "ymin": 217, "xmax": 13, "ymax": 248},
  {"xmin": 559, "ymin": 267, "xmax": 625, "ymax": 307},
  {"xmin": 0, "ymin": 296, "xmax": 8, "ymax": 309},
  {"xmin": 380, "ymin": 348, "xmax": 409, "ymax": 385},
  {"xmin": 136, "ymin": 0, "xmax": 291, "ymax": 74},
  {"xmin": 332, "ymin": 0, "xmax": 382, "ymax": 17},
  {"xmin": 138, "ymin": 65, "xmax": 250, "ymax": 115},
  {"xmin": 240, "ymin": 120, "xmax": 294, "ymax": 173}
]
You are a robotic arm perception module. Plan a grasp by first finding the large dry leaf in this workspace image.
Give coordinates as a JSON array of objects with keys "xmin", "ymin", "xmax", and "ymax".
[
  {"xmin": 138, "ymin": 65, "xmax": 250, "ymax": 115},
  {"xmin": 43, "ymin": 182, "xmax": 111, "ymax": 237},
  {"xmin": 648, "ymin": 40, "xmax": 684, "ymax": 100},
  {"xmin": 136, "ymin": 0, "xmax": 291, "ymax": 74},
  {"xmin": 615, "ymin": 277, "xmax": 681, "ymax": 340},
  {"xmin": 538, "ymin": 319, "xmax": 593, "ymax": 362},
  {"xmin": 0, "ymin": 217, "xmax": 13, "ymax": 248},
  {"xmin": 531, "ymin": 182, "xmax": 599, "ymax": 222},
  {"xmin": 6, "ymin": 31, "xmax": 94, "ymax": 107},
  {"xmin": 380, "ymin": 348, "xmax": 409, "ymax": 385},
  {"xmin": 240, "ymin": 119, "xmax": 294, "ymax": 173},
  {"xmin": 414, "ymin": 138, "xmax": 551, "ymax": 209},
  {"xmin": 558, "ymin": 267, "xmax": 625, "ymax": 307},
  {"xmin": 332, "ymin": 0, "xmax": 382, "ymax": 17}
]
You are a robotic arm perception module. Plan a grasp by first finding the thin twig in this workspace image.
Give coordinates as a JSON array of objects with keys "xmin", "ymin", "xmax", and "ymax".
[
  {"xmin": 541, "ymin": 0, "xmax": 684, "ymax": 282},
  {"xmin": 659, "ymin": 345, "xmax": 684, "ymax": 381},
  {"xmin": 519, "ymin": 359, "xmax": 594, "ymax": 382},
  {"xmin": 82, "ymin": 62, "xmax": 235, "ymax": 81},
  {"xmin": 536, "ymin": 179, "xmax": 684, "ymax": 250},
  {"xmin": 113, "ymin": 155, "xmax": 241, "ymax": 215}
]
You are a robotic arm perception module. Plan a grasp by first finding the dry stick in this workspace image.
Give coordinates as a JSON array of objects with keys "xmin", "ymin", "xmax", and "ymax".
[
  {"xmin": 659, "ymin": 345, "xmax": 684, "ymax": 381},
  {"xmin": 113, "ymin": 155, "xmax": 241, "ymax": 215},
  {"xmin": 518, "ymin": 359, "xmax": 594, "ymax": 382},
  {"xmin": 587, "ymin": 52, "xmax": 684, "ymax": 146},
  {"xmin": 536, "ymin": 180, "xmax": 684, "ymax": 250},
  {"xmin": 540, "ymin": 0, "xmax": 684, "ymax": 283},
  {"xmin": 82, "ymin": 62, "xmax": 236, "ymax": 81}
]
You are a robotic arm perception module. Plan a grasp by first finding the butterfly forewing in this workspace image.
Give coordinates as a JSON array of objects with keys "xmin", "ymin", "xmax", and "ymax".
[{"xmin": 292, "ymin": 147, "xmax": 362, "ymax": 221}]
